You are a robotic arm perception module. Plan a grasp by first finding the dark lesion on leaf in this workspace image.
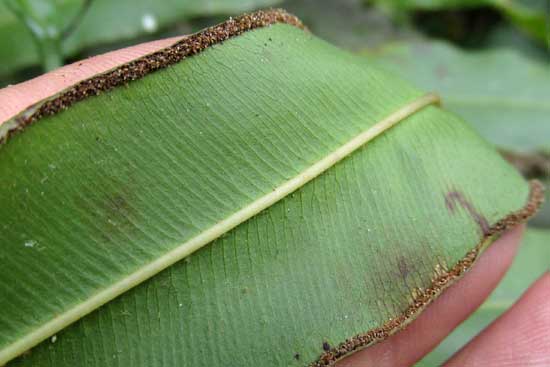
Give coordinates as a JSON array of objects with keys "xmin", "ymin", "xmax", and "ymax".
[
  {"xmin": 100, "ymin": 189, "xmax": 137, "ymax": 236},
  {"xmin": 310, "ymin": 181, "xmax": 544, "ymax": 366},
  {"xmin": 396, "ymin": 255, "xmax": 411, "ymax": 279},
  {"xmin": 75, "ymin": 182, "xmax": 137, "ymax": 243},
  {"xmin": 391, "ymin": 244, "xmax": 425, "ymax": 286},
  {"xmin": 445, "ymin": 190, "xmax": 490, "ymax": 236},
  {"xmin": 105, "ymin": 194, "xmax": 131, "ymax": 217}
]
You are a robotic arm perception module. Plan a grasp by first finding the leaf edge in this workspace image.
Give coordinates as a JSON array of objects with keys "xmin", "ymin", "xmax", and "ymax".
[{"xmin": 311, "ymin": 180, "xmax": 545, "ymax": 366}]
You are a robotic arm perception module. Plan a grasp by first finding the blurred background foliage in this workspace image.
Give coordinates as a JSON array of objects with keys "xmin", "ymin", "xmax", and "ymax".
[{"xmin": 1, "ymin": 0, "xmax": 549, "ymax": 365}]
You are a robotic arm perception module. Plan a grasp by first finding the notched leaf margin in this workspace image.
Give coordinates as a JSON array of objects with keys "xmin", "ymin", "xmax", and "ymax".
[{"xmin": 311, "ymin": 180, "xmax": 544, "ymax": 367}]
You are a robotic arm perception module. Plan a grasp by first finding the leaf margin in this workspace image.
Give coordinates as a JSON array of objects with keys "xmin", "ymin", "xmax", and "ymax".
[
  {"xmin": 311, "ymin": 180, "xmax": 543, "ymax": 365},
  {"xmin": 0, "ymin": 9, "xmax": 545, "ymax": 366}
]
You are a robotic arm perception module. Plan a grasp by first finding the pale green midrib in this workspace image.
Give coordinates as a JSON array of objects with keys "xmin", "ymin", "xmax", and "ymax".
[{"xmin": 0, "ymin": 93, "xmax": 439, "ymax": 365}]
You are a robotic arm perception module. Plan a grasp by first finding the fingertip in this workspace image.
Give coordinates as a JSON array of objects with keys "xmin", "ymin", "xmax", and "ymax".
[
  {"xmin": 0, "ymin": 36, "xmax": 181, "ymax": 123},
  {"xmin": 445, "ymin": 272, "xmax": 550, "ymax": 366},
  {"xmin": 338, "ymin": 225, "xmax": 525, "ymax": 367}
]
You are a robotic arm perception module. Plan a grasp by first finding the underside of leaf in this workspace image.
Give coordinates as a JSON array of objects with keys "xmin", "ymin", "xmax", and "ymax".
[
  {"xmin": 0, "ymin": 9, "xmax": 304, "ymax": 144},
  {"xmin": 0, "ymin": 9, "xmax": 544, "ymax": 367},
  {"xmin": 312, "ymin": 180, "xmax": 543, "ymax": 365}
]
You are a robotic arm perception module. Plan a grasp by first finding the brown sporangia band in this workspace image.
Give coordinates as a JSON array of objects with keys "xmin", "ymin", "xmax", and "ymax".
[
  {"xmin": 0, "ymin": 9, "xmax": 304, "ymax": 144},
  {"xmin": 1, "ymin": 9, "xmax": 544, "ymax": 365},
  {"xmin": 311, "ymin": 179, "xmax": 545, "ymax": 367}
]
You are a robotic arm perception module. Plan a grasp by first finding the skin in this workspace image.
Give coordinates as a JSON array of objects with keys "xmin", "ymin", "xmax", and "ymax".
[
  {"xmin": 339, "ymin": 226, "xmax": 550, "ymax": 367},
  {"xmin": 1, "ymin": 39, "xmax": 549, "ymax": 367}
]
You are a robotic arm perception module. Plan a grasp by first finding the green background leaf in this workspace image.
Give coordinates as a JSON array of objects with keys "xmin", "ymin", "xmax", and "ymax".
[
  {"xmin": 281, "ymin": 0, "xmax": 421, "ymax": 50},
  {"xmin": 0, "ymin": 0, "xmax": 281, "ymax": 79},
  {"xmin": 363, "ymin": 40, "xmax": 550, "ymax": 227},
  {"xmin": 369, "ymin": 0, "xmax": 550, "ymax": 44},
  {"xmin": 363, "ymin": 39, "xmax": 550, "ymax": 153}
]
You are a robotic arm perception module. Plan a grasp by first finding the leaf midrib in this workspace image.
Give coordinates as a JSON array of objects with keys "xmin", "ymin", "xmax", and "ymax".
[{"xmin": 0, "ymin": 93, "xmax": 439, "ymax": 365}]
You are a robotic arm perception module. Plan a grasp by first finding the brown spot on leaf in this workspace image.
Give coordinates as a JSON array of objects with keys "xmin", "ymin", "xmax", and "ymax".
[
  {"xmin": 396, "ymin": 256, "xmax": 410, "ymax": 279},
  {"xmin": 309, "ymin": 181, "xmax": 543, "ymax": 367},
  {"xmin": 105, "ymin": 194, "xmax": 131, "ymax": 216},
  {"xmin": 445, "ymin": 190, "xmax": 490, "ymax": 235}
]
